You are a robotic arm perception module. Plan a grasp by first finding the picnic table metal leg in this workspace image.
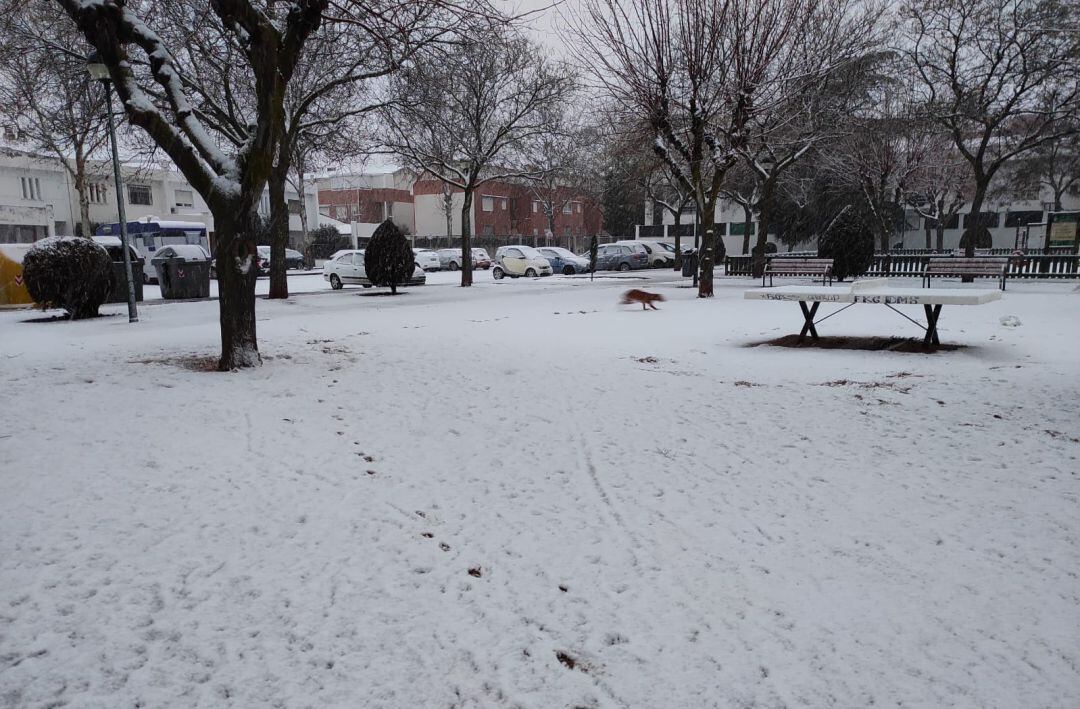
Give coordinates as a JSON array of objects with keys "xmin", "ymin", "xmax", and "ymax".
[
  {"xmin": 922, "ymin": 304, "xmax": 941, "ymax": 346},
  {"xmin": 798, "ymin": 301, "xmax": 820, "ymax": 343}
]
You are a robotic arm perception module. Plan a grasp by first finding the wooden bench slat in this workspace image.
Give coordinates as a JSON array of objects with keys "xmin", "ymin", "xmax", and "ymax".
[{"xmin": 923, "ymin": 257, "xmax": 1007, "ymax": 290}]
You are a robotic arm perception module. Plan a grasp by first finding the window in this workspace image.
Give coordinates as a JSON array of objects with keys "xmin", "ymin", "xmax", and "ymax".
[
  {"xmin": 481, "ymin": 196, "xmax": 495, "ymax": 212},
  {"xmin": 962, "ymin": 211, "xmax": 999, "ymax": 229},
  {"xmin": 575, "ymin": 202, "xmax": 582, "ymax": 214},
  {"xmin": 1004, "ymin": 210, "xmax": 1043, "ymax": 228},
  {"xmin": 128, "ymin": 184, "xmax": 152, "ymax": 205},
  {"xmin": 288, "ymin": 199, "xmax": 303, "ymax": 215},
  {"xmin": 729, "ymin": 222, "xmax": 756, "ymax": 236},
  {"xmin": 174, "ymin": 189, "xmax": 193, "ymax": 208},
  {"xmin": 564, "ymin": 226, "xmax": 571, "ymax": 236},
  {"xmin": 500, "ymin": 198, "xmax": 507, "ymax": 210},
  {"xmin": 482, "ymin": 225, "xmax": 494, "ymax": 236},
  {"xmin": 562, "ymin": 202, "xmax": 572, "ymax": 214},
  {"xmin": 352, "ymin": 253, "xmax": 365, "ymax": 266},
  {"xmin": 88, "ymin": 184, "xmax": 108, "ymax": 204},
  {"xmin": 925, "ymin": 214, "xmax": 960, "ymax": 230},
  {"xmin": 506, "ymin": 248, "xmax": 523, "ymax": 258},
  {"xmin": 532, "ymin": 201, "xmax": 539, "ymax": 213},
  {"xmin": 533, "ymin": 228, "xmax": 538, "ymax": 236},
  {"xmin": 20, "ymin": 176, "xmax": 42, "ymax": 201}
]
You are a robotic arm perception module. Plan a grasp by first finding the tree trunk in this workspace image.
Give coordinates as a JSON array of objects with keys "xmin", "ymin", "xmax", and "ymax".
[
  {"xmin": 962, "ymin": 186, "xmax": 988, "ymax": 259},
  {"xmin": 741, "ymin": 203, "xmax": 753, "ymax": 255},
  {"xmin": 673, "ymin": 211, "xmax": 682, "ymax": 270},
  {"xmin": 74, "ymin": 152, "xmax": 92, "ymax": 238},
  {"xmin": 460, "ymin": 189, "xmax": 474, "ymax": 287},
  {"xmin": 295, "ymin": 168, "xmax": 310, "ymax": 267},
  {"xmin": 214, "ymin": 208, "xmax": 261, "ymax": 370},
  {"xmin": 936, "ymin": 222, "xmax": 945, "ymax": 252},
  {"xmin": 752, "ymin": 180, "xmax": 775, "ymax": 279},
  {"xmin": 924, "ymin": 222, "xmax": 932, "ymax": 250},
  {"xmin": 268, "ymin": 163, "xmax": 289, "ymax": 299},
  {"xmin": 443, "ymin": 186, "xmax": 453, "ymax": 242},
  {"xmin": 698, "ymin": 218, "xmax": 716, "ymax": 297}
]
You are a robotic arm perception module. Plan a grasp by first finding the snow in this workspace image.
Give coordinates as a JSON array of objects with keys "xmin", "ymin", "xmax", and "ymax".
[{"xmin": 1, "ymin": 274, "xmax": 1078, "ymax": 708}]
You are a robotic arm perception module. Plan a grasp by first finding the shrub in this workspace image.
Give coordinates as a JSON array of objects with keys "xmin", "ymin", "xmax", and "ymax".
[
  {"xmin": 22, "ymin": 236, "xmax": 113, "ymax": 318},
  {"xmin": 818, "ymin": 209, "xmax": 874, "ymax": 282},
  {"xmin": 310, "ymin": 225, "xmax": 350, "ymax": 259},
  {"xmin": 364, "ymin": 219, "xmax": 414, "ymax": 294},
  {"xmin": 764, "ymin": 242, "xmax": 778, "ymax": 254}
]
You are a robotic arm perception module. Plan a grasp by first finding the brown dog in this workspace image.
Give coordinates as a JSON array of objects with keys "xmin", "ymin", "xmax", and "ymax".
[{"xmin": 621, "ymin": 289, "xmax": 665, "ymax": 310}]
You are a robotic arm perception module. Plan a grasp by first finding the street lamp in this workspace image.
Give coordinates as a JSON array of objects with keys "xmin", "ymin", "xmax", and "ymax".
[{"xmin": 86, "ymin": 51, "xmax": 138, "ymax": 323}]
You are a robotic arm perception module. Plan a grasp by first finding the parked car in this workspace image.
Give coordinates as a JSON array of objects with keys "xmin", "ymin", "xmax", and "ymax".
[
  {"xmin": 617, "ymin": 240, "xmax": 674, "ymax": 268},
  {"xmin": 414, "ymin": 248, "xmax": 442, "ymax": 272},
  {"xmin": 255, "ymin": 245, "xmax": 307, "ymax": 271},
  {"xmin": 537, "ymin": 246, "xmax": 590, "ymax": 275},
  {"xmin": 323, "ymin": 249, "xmax": 426, "ymax": 289},
  {"xmin": 472, "ymin": 248, "xmax": 492, "ymax": 270},
  {"xmin": 437, "ymin": 248, "xmax": 460, "ymax": 270},
  {"xmin": 492, "ymin": 245, "xmax": 553, "ymax": 279},
  {"xmin": 594, "ymin": 243, "xmax": 649, "ymax": 271},
  {"xmin": 435, "ymin": 247, "xmax": 493, "ymax": 270}
]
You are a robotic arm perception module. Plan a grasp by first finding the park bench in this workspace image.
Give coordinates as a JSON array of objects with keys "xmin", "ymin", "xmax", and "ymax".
[
  {"xmin": 763, "ymin": 258, "xmax": 834, "ymax": 287},
  {"xmin": 922, "ymin": 257, "xmax": 1008, "ymax": 291}
]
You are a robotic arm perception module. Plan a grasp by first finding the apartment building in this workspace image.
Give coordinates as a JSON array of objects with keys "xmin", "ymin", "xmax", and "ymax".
[
  {"xmin": 316, "ymin": 167, "xmax": 603, "ymax": 246},
  {"xmin": 0, "ymin": 147, "xmax": 319, "ymax": 247}
]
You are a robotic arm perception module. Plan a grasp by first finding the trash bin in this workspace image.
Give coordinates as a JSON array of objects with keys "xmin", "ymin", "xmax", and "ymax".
[
  {"xmin": 681, "ymin": 249, "xmax": 698, "ymax": 277},
  {"xmin": 152, "ymin": 246, "xmax": 211, "ymax": 299},
  {"xmin": 93, "ymin": 237, "xmax": 144, "ymax": 303},
  {"xmin": 107, "ymin": 257, "xmax": 144, "ymax": 303}
]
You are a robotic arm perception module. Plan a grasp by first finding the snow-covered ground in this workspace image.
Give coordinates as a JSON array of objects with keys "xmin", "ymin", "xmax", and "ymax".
[{"xmin": 1, "ymin": 274, "xmax": 1078, "ymax": 708}]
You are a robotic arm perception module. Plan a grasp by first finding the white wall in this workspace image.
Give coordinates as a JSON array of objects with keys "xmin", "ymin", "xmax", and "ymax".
[{"xmin": 414, "ymin": 192, "xmax": 464, "ymax": 237}]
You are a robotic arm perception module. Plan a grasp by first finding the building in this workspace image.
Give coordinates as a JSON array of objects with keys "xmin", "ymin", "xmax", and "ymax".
[
  {"xmin": 0, "ymin": 147, "xmax": 321, "ymax": 248},
  {"xmin": 316, "ymin": 168, "xmax": 603, "ymax": 249},
  {"xmin": 640, "ymin": 192, "xmax": 1080, "ymax": 254}
]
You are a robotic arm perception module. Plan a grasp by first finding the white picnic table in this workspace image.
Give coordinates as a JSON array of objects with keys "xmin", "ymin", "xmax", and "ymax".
[{"xmin": 744, "ymin": 278, "xmax": 1002, "ymax": 345}]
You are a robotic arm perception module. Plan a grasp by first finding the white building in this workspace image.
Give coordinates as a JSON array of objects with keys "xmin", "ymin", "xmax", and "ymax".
[
  {"xmin": 643, "ymin": 192, "xmax": 1080, "ymax": 254},
  {"xmin": 0, "ymin": 147, "xmax": 321, "ymax": 247}
]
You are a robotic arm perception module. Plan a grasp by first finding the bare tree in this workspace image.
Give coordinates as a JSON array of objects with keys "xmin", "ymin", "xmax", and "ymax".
[
  {"xmin": 383, "ymin": 25, "xmax": 575, "ymax": 286},
  {"xmin": 821, "ymin": 81, "xmax": 933, "ymax": 251},
  {"xmin": 0, "ymin": 3, "xmax": 107, "ymax": 237},
  {"xmin": 55, "ymin": 0, "xmax": 337, "ymax": 369},
  {"xmin": 264, "ymin": 4, "xmax": 455, "ymax": 299},
  {"xmin": 572, "ymin": 0, "xmax": 737, "ymax": 297},
  {"xmin": 643, "ymin": 161, "xmax": 693, "ymax": 266},
  {"xmin": 1009, "ymin": 127, "xmax": 1080, "ymax": 213},
  {"xmin": 719, "ymin": 161, "xmax": 760, "ymax": 255},
  {"xmin": 736, "ymin": 5, "xmax": 885, "ymax": 277},
  {"xmin": 903, "ymin": 0, "xmax": 1080, "ymax": 257},
  {"xmin": 905, "ymin": 140, "xmax": 972, "ymax": 251}
]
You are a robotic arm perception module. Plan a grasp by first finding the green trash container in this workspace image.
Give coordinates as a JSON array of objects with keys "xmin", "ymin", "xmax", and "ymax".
[{"xmin": 152, "ymin": 246, "xmax": 212, "ymax": 299}]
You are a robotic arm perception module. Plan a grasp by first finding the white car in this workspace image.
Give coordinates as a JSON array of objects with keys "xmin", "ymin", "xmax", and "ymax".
[
  {"xmin": 413, "ymin": 248, "xmax": 442, "ymax": 271},
  {"xmin": 492, "ymin": 245, "xmax": 553, "ymax": 279},
  {"xmin": 323, "ymin": 249, "xmax": 426, "ymax": 289},
  {"xmin": 616, "ymin": 240, "xmax": 673, "ymax": 267}
]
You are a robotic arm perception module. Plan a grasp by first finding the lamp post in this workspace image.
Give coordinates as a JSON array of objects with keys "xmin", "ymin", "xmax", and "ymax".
[{"xmin": 87, "ymin": 52, "xmax": 138, "ymax": 323}]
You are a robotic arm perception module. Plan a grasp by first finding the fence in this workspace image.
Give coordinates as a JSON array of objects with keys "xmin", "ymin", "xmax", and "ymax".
[{"xmin": 724, "ymin": 251, "xmax": 1080, "ymax": 279}]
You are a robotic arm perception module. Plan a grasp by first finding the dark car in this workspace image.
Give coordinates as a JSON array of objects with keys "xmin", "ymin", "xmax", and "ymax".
[
  {"xmin": 594, "ymin": 244, "xmax": 649, "ymax": 271},
  {"xmin": 537, "ymin": 247, "xmax": 590, "ymax": 275}
]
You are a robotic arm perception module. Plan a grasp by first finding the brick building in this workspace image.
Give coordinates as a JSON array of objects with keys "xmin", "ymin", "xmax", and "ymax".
[{"xmin": 318, "ymin": 168, "xmax": 602, "ymax": 248}]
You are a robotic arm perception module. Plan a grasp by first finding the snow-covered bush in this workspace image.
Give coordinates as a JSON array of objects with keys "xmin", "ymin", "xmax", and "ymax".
[
  {"xmin": 818, "ymin": 210, "xmax": 874, "ymax": 282},
  {"xmin": 364, "ymin": 219, "xmax": 414, "ymax": 294},
  {"xmin": 22, "ymin": 236, "xmax": 113, "ymax": 318}
]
